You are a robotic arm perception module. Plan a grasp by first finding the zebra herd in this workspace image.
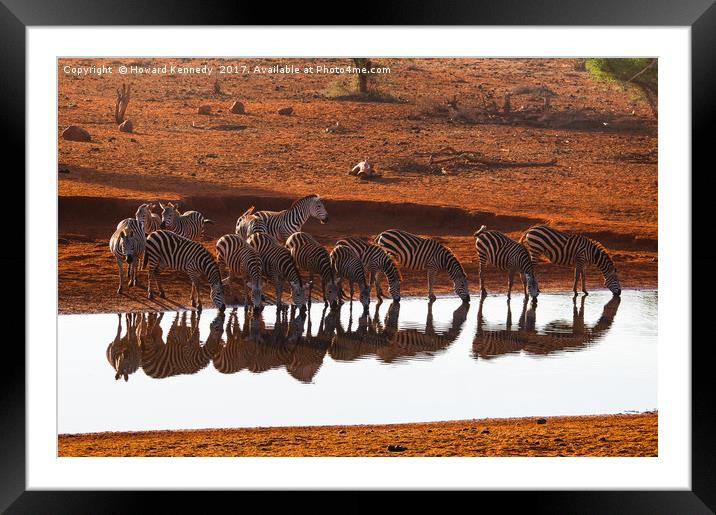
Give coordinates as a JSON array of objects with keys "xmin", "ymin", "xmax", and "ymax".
[{"xmin": 109, "ymin": 194, "xmax": 622, "ymax": 312}]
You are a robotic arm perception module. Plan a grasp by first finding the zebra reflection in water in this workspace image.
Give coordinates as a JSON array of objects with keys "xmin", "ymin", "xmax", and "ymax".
[
  {"xmin": 211, "ymin": 305, "xmax": 335, "ymax": 383},
  {"xmin": 472, "ymin": 295, "xmax": 621, "ymax": 360},
  {"xmin": 329, "ymin": 300, "xmax": 469, "ymax": 364},
  {"xmin": 106, "ymin": 313, "xmax": 142, "ymax": 381}
]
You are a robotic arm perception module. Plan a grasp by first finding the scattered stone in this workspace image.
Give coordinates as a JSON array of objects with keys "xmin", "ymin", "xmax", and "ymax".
[
  {"xmin": 61, "ymin": 125, "xmax": 91, "ymax": 142},
  {"xmin": 58, "ymin": 166, "xmax": 70, "ymax": 174},
  {"xmin": 481, "ymin": 429, "xmax": 490, "ymax": 434},
  {"xmin": 198, "ymin": 105, "xmax": 211, "ymax": 115},
  {"xmin": 426, "ymin": 429, "xmax": 432, "ymax": 433},
  {"xmin": 130, "ymin": 138, "xmax": 138, "ymax": 143},
  {"xmin": 118, "ymin": 119, "xmax": 134, "ymax": 133},
  {"xmin": 387, "ymin": 445, "xmax": 406, "ymax": 452},
  {"xmin": 108, "ymin": 136, "xmax": 116, "ymax": 142},
  {"xmin": 599, "ymin": 437, "xmax": 608, "ymax": 442},
  {"xmin": 554, "ymin": 437, "xmax": 563, "ymax": 442},
  {"xmin": 338, "ymin": 429, "xmax": 346, "ymax": 434},
  {"xmin": 277, "ymin": 107, "xmax": 294, "ymax": 116},
  {"xmin": 230, "ymin": 101, "xmax": 245, "ymax": 114},
  {"xmin": 536, "ymin": 418, "xmax": 547, "ymax": 425}
]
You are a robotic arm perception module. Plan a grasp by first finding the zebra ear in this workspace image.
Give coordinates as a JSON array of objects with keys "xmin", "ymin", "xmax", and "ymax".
[{"xmin": 159, "ymin": 202, "xmax": 165, "ymax": 209}]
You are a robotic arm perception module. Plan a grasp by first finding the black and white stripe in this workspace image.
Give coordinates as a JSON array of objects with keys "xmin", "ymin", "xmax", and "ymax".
[
  {"xmin": 330, "ymin": 244, "xmax": 370, "ymax": 309},
  {"xmin": 474, "ymin": 225, "xmax": 539, "ymax": 300},
  {"xmin": 142, "ymin": 230, "xmax": 225, "ymax": 310},
  {"xmin": 159, "ymin": 202, "xmax": 214, "ymax": 241},
  {"xmin": 335, "ymin": 237, "xmax": 401, "ymax": 301},
  {"xmin": 216, "ymin": 234, "xmax": 264, "ymax": 309},
  {"xmin": 135, "ymin": 203, "xmax": 161, "ymax": 235},
  {"xmin": 106, "ymin": 313, "xmax": 141, "ymax": 381},
  {"xmin": 109, "ymin": 218, "xmax": 145, "ymax": 293},
  {"xmin": 520, "ymin": 225, "xmax": 621, "ymax": 296},
  {"xmin": 285, "ymin": 231, "xmax": 339, "ymax": 306},
  {"xmin": 376, "ymin": 229, "xmax": 470, "ymax": 302},
  {"xmin": 237, "ymin": 194, "xmax": 328, "ymax": 243},
  {"xmin": 247, "ymin": 232, "xmax": 308, "ymax": 308}
]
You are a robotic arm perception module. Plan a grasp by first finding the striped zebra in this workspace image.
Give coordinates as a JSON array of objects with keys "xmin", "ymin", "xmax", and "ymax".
[
  {"xmin": 135, "ymin": 203, "xmax": 161, "ymax": 235},
  {"xmin": 520, "ymin": 225, "xmax": 621, "ymax": 296},
  {"xmin": 330, "ymin": 244, "xmax": 370, "ymax": 309},
  {"xmin": 285, "ymin": 232, "xmax": 339, "ymax": 306},
  {"xmin": 236, "ymin": 194, "xmax": 328, "ymax": 243},
  {"xmin": 109, "ymin": 218, "xmax": 145, "ymax": 294},
  {"xmin": 216, "ymin": 234, "xmax": 264, "ymax": 309},
  {"xmin": 106, "ymin": 313, "xmax": 141, "ymax": 381},
  {"xmin": 142, "ymin": 230, "xmax": 226, "ymax": 311},
  {"xmin": 472, "ymin": 296, "xmax": 533, "ymax": 360},
  {"xmin": 159, "ymin": 202, "xmax": 214, "ymax": 241},
  {"xmin": 376, "ymin": 229, "xmax": 470, "ymax": 303},
  {"xmin": 474, "ymin": 225, "xmax": 539, "ymax": 300},
  {"xmin": 335, "ymin": 237, "xmax": 401, "ymax": 302},
  {"xmin": 247, "ymin": 232, "xmax": 309, "ymax": 309}
]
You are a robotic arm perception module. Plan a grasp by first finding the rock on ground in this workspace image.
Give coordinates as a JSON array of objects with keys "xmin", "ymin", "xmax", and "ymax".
[
  {"xmin": 62, "ymin": 125, "xmax": 91, "ymax": 142},
  {"xmin": 230, "ymin": 101, "xmax": 245, "ymax": 114},
  {"xmin": 118, "ymin": 120, "xmax": 134, "ymax": 133}
]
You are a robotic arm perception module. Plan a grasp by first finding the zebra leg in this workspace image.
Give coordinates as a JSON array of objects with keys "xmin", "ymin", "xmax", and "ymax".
[
  {"xmin": 581, "ymin": 267, "xmax": 588, "ymax": 295},
  {"xmin": 478, "ymin": 261, "xmax": 487, "ymax": 298},
  {"xmin": 520, "ymin": 272, "xmax": 527, "ymax": 296},
  {"xmin": 427, "ymin": 270, "xmax": 436, "ymax": 302},
  {"xmin": 373, "ymin": 271, "xmax": 384, "ymax": 301},
  {"xmin": 116, "ymin": 256, "xmax": 125, "ymax": 294},
  {"xmin": 154, "ymin": 268, "xmax": 166, "ymax": 299},
  {"xmin": 349, "ymin": 281, "xmax": 355, "ymax": 301},
  {"xmin": 507, "ymin": 270, "xmax": 515, "ymax": 300},
  {"xmin": 275, "ymin": 278, "xmax": 283, "ymax": 308},
  {"xmin": 572, "ymin": 266, "xmax": 580, "ymax": 297},
  {"xmin": 146, "ymin": 268, "xmax": 153, "ymax": 299}
]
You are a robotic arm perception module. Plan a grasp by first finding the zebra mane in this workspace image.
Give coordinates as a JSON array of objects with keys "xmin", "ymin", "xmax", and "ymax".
[
  {"xmin": 587, "ymin": 238, "xmax": 615, "ymax": 268},
  {"xmin": 291, "ymin": 194, "xmax": 319, "ymax": 210}
]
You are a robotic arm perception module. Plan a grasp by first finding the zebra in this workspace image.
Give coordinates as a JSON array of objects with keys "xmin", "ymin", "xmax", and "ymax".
[
  {"xmin": 216, "ymin": 234, "xmax": 264, "ymax": 309},
  {"xmin": 135, "ymin": 203, "xmax": 161, "ymax": 235},
  {"xmin": 335, "ymin": 237, "xmax": 401, "ymax": 302},
  {"xmin": 520, "ymin": 225, "xmax": 621, "ymax": 296},
  {"xmin": 109, "ymin": 218, "xmax": 145, "ymax": 294},
  {"xmin": 474, "ymin": 225, "xmax": 539, "ymax": 300},
  {"xmin": 247, "ymin": 232, "xmax": 309, "ymax": 309},
  {"xmin": 236, "ymin": 194, "xmax": 328, "ymax": 243},
  {"xmin": 376, "ymin": 229, "xmax": 470, "ymax": 303},
  {"xmin": 159, "ymin": 202, "xmax": 214, "ymax": 241},
  {"xmin": 142, "ymin": 229, "xmax": 226, "ymax": 311},
  {"xmin": 285, "ymin": 232, "xmax": 339, "ymax": 306},
  {"xmin": 330, "ymin": 244, "xmax": 370, "ymax": 310},
  {"xmin": 472, "ymin": 296, "xmax": 533, "ymax": 360}
]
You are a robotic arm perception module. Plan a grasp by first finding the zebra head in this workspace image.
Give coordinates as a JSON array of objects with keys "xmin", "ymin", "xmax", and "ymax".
[
  {"xmin": 325, "ymin": 280, "xmax": 339, "ymax": 307},
  {"xmin": 119, "ymin": 229, "xmax": 139, "ymax": 264},
  {"xmin": 112, "ymin": 348, "xmax": 136, "ymax": 382},
  {"xmin": 309, "ymin": 196, "xmax": 329, "ymax": 224},
  {"xmin": 246, "ymin": 277, "xmax": 264, "ymax": 309},
  {"xmin": 388, "ymin": 279, "xmax": 401, "ymax": 302},
  {"xmin": 525, "ymin": 273, "xmax": 540, "ymax": 299},
  {"xmin": 210, "ymin": 282, "xmax": 226, "ymax": 312},
  {"xmin": 290, "ymin": 280, "xmax": 309, "ymax": 309},
  {"xmin": 604, "ymin": 267, "xmax": 621, "ymax": 296},
  {"xmin": 453, "ymin": 275, "xmax": 470, "ymax": 303},
  {"xmin": 358, "ymin": 284, "xmax": 370, "ymax": 310},
  {"xmin": 159, "ymin": 202, "xmax": 178, "ymax": 230},
  {"xmin": 135, "ymin": 203, "xmax": 150, "ymax": 226}
]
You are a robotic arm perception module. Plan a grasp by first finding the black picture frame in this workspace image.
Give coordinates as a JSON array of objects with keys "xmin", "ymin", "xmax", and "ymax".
[{"xmin": 4, "ymin": 0, "xmax": 712, "ymax": 511}]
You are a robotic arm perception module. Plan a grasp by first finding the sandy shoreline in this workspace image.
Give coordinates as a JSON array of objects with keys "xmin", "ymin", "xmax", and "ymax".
[{"xmin": 59, "ymin": 412, "xmax": 657, "ymax": 457}]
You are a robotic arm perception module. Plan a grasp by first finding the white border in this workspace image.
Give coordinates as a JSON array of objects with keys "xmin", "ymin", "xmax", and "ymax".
[{"xmin": 28, "ymin": 27, "xmax": 690, "ymax": 490}]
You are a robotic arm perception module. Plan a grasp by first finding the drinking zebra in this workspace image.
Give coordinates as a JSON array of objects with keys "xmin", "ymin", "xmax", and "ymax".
[
  {"xmin": 216, "ymin": 234, "xmax": 264, "ymax": 309},
  {"xmin": 109, "ymin": 218, "xmax": 145, "ymax": 294},
  {"xmin": 376, "ymin": 229, "xmax": 470, "ymax": 302},
  {"xmin": 236, "ymin": 194, "xmax": 328, "ymax": 243},
  {"xmin": 135, "ymin": 203, "xmax": 161, "ymax": 235},
  {"xmin": 330, "ymin": 244, "xmax": 370, "ymax": 309},
  {"xmin": 159, "ymin": 202, "xmax": 214, "ymax": 241},
  {"xmin": 335, "ymin": 236, "xmax": 401, "ymax": 302},
  {"xmin": 520, "ymin": 225, "xmax": 621, "ymax": 296},
  {"xmin": 142, "ymin": 229, "xmax": 226, "ymax": 311},
  {"xmin": 285, "ymin": 231, "xmax": 339, "ymax": 306},
  {"xmin": 474, "ymin": 225, "xmax": 539, "ymax": 300},
  {"xmin": 247, "ymin": 232, "xmax": 309, "ymax": 309}
]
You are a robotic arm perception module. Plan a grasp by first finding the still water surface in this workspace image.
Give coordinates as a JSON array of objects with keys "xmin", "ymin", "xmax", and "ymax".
[{"xmin": 58, "ymin": 290, "xmax": 656, "ymax": 434}]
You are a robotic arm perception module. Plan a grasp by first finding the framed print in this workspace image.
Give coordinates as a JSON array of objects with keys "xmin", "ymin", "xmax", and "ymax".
[{"xmin": 4, "ymin": 0, "xmax": 713, "ymax": 511}]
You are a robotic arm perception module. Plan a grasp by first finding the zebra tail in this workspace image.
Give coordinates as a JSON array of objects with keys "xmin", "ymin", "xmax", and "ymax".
[{"xmin": 473, "ymin": 225, "xmax": 487, "ymax": 237}]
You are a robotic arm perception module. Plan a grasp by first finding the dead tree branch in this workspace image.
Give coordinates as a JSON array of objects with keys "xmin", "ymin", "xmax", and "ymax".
[{"xmin": 115, "ymin": 83, "xmax": 131, "ymax": 124}]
